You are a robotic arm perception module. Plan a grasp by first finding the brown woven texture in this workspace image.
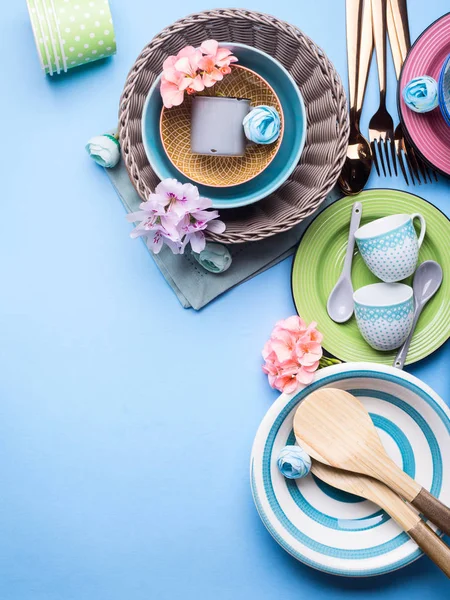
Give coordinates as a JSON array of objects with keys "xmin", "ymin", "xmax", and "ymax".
[{"xmin": 119, "ymin": 8, "xmax": 349, "ymax": 244}]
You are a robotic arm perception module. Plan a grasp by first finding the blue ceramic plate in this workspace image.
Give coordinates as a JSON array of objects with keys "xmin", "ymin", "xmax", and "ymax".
[
  {"xmin": 438, "ymin": 53, "xmax": 450, "ymax": 127},
  {"xmin": 141, "ymin": 43, "xmax": 307, "ymax": 209},
  {"xmin": 251, "ymin": 362, "xmax": 450, "ymax": 577}
]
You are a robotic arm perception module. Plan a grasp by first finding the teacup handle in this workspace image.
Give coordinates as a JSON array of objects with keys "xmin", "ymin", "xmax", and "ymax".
[{"xmin": 411, "ymin": 213, "xmax": 426, "ymax": 248}]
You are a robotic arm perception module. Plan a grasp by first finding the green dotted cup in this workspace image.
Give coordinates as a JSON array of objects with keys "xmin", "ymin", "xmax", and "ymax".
[{"xmin": 27, "ymin": 0, "xmax": 116, "ymax": 75}]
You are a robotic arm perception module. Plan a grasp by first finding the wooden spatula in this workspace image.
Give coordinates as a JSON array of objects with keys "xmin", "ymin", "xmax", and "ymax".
[
  {"xmin": 311, "ymin": 460, "xmax": 450, "ymax": 576},
  {"xmin": 294, "ymin": 388, "xmax": 450, "ymax": 536}
]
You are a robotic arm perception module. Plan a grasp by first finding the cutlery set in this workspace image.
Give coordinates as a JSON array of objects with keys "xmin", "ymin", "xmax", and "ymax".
[
  {"xmin": 340, "ymin": 0, "xmax": 437, "ymax": 194},
  {"xmin": 294, "ymin": 388, "xmax": 450, "ymax": 576},
  {"xmin": 387, "ymin": 0, "xmax": 437, "ymax": 184},
  {"xmin": 369, "ymin": 0, "xmax": 396, "ymax": 178}
]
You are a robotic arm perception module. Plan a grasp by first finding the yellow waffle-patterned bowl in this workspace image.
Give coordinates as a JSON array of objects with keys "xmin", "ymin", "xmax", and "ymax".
[{"xmin": 160, "ymin": 65, "xmax": 284, "ymax": 188}]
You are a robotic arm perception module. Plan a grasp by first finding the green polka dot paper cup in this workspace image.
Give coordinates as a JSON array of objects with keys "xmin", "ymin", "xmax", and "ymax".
[{"xmin": 26, "ymin": 0, "xmax": 116, "ymax": 75}]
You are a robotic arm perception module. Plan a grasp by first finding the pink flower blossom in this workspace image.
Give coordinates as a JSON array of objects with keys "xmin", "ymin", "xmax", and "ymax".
[
  {"xmin": 199, "ymin": 40, "xmax": 238, "ymax": 87},
  {"xmin": 160, "ymin": 40, "xmax": 237, "ymax": 107},
  {"xmin": 199, "ymin": 40, "xmax": 239, "ymax": 68},
  {"xmin": 262, "ymin": 317, "xmax": 323, "ymax": 394},
  {"xmin": 162, "ymin": 46, "xmax": 197, "ymax": 70},
  {"xmin": 160, "ymin": 47, "xmax": 203, "ymax": 108},
  {"xmin": 160, "ymin": 67, "xmax": 185, "ymax": 108},
  {"xmin": 177, "ymin": 206, "xmax": 226, "ymax": 253},
  {"xmin": 126, "ymin": 178, "xmax": 225, "ymax": 255},
  {"xmin": 197, "ymin": 54, "xmax": 224, "ymax": 88},
  {"xmin": 174, "ymin": 48, "xmax": 204, "ymax": 92}
]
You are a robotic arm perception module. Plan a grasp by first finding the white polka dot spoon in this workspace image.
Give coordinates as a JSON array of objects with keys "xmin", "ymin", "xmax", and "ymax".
[
  {"xmin": 326, "ymin": 202, "xmax": 362, "ymax": 323},
  {"xmin": 394, "ymin": 260, "xmax": 443, "ymax": 369},
  {"xmin": 294, "ymin": 388, "xmax": 450, "ymax": 536}
]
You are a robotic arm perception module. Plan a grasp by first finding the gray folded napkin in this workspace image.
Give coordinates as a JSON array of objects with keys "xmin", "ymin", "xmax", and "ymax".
[{"xmin": 105, "ymin": 159, "xmax": 340, "ymax": 309}]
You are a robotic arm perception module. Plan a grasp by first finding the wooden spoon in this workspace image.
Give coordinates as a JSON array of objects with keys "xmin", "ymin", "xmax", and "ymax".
[
  {"xmin": 311, "ymin": 460, "xmax": 450, "ymax": 577},
  {"xmin": 294, "ymin": 388, "xmax": 450, "ymax": 536}
]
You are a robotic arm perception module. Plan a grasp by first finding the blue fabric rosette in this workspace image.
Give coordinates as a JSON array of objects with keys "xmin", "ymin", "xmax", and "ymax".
[
  {"xmin": 192, "ymin": 243, "xmax": 232, "ymax": 274},
  {"xmin": 243, "ymin": 105, "xmax": 281, "ymax": 145},
  {"xmin": 277, "ymin": 445, "xmax": 312, "ymax": 479},
  {"xmin": 402, "ymin": 76, "xmax": 439, "ymax": 113}
]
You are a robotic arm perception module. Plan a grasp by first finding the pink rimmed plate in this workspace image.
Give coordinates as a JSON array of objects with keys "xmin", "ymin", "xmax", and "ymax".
[{"xmin": 399, "ymin": 13, "xmax": 450, "ymax": 177}]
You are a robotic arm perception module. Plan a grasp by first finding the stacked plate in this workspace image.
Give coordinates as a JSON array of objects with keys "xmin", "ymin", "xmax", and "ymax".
[
  {"xmin": 399, "ymin": 13, "xmax": 450, "ymax": 177},
  {"xmin": 251, "ymin": 362, "xmax": 450, "ymax": 577},
  {"xmin": 119, "ymin": 9, "xmax": 349, "ymax": 244},
  {"xmin": 26, "ymin": 0, "xmax": 116, "ymax": 75},
  {"xmin": 141, "ymin": 44, "xmax": 306, "ymax": 209}
]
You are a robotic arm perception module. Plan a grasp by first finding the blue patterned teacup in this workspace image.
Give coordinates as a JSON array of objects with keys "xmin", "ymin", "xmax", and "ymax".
[
  {"xmin": 355, "ymin": 213, "xmax": 426, "ymax": 282},
  {"xmin": 353, "ymin": 283, "xmax": 414, "ymax": 351}
]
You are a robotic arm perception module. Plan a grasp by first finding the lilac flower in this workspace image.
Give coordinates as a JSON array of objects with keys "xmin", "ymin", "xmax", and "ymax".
[
  {"xmin": 126, "ymin": 178, "xmax": 225, "ymax": 255},
  {"xmin": 178, "ymin": 208, "xmax": 226, "ymax": 253}
]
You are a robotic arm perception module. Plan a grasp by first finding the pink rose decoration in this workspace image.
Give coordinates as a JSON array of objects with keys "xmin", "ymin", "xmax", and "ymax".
[
  {"xmin": 262, "ymin": 316, "xmax": 323, "ymax": 394},
  {"xmin": 160, "ymin": 40, "xmax": 238, "ymax": 108},
  {"xmin": 126, "ymin": 178, "xmax": 226, "ymax": 255}
]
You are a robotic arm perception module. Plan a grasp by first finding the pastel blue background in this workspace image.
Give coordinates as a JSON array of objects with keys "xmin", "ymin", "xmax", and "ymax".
[{"xmin": 1, "ymin": 1, "xmax": 449, "ymax": 598}]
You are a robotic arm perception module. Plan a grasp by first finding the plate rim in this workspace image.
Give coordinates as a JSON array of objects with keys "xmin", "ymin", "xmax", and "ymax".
[
  {"xmin": 290, "ymin": 189, "xmax": 450, "ymax": 365},
  {"xmin": 438, "ymin": 53, "xmax": 450, "ymax": 126},
  {"xmin": 250, "ymin": 362, "xmax": 450, "ymax": 577},
  {"xmin": 398, "ymin": 11, "xmax": 450, "ymax": 178}
]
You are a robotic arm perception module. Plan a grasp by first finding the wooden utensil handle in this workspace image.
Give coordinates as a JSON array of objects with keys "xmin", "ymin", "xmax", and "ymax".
[
  {"xmin": 412, "ymin": 488, "xmax": 450, "ymax": 537},
  {"xmin": 408, "ymin": 520, "xmax": 450, "ymax": 578}
]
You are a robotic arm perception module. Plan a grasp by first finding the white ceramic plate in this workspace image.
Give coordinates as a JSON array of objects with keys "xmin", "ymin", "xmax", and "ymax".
[{"xmin": 250, "ymin": 363, "xmax": 450, "ymax": 577}]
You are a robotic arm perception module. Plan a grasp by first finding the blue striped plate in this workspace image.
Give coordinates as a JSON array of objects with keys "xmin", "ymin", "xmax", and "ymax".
[{"xmin": 250, "ymin": 363, "xmax": 450, "ymax": 577}]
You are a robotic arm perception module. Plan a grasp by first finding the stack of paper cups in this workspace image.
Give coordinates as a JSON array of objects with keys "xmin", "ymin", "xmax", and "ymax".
[{"xmin": 26, "ymin": 0, "xmax": 116, "ymax": 75}]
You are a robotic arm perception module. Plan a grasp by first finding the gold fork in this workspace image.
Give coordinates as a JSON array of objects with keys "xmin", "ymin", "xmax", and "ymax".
[
  {"xmin": 387, "ymin": 0, "xmax": 437, "ymax": 184},
  {"xmin": 368, "ymin": 0, "xmax": 397, "ymax": 177}
]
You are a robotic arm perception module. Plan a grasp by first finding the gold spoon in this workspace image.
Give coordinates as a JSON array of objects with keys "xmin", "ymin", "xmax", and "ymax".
[
  {"xmin": 311, "ymin": 461, "xmax": 450, "ymax": 577},
  {"xmin": 339, "ymin": 0, "xmax": 373, "ymax": 195},
  {"xmin": 294, "ymin": 388, "xmax": 450, "ymax": 536}
]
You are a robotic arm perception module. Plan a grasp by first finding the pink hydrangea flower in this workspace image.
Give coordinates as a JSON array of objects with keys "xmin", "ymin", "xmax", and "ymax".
[
  {"xmin": 160, "ymin": 68, "xmax": 185, "ymax": 108},
  {"xmin": 200, "ymin": 40, "xmax": 238, "ymax": 69},
  {"xmin": 197, "ymin": 54, "xmax": 225, "ymax": 88},
  {"xmin": 174, "ymin": 48, "xmax": 204, "ymax": 93},
  {"xmin": 160, "ymin": 40, "xmax": 237, "ymax": 107},
  {"xmin": 126, "ymin": 178, "xmax": 225, "ymax": 255},
  {"xmin": 199, "ymin": 40, "xmax": 238, "ymax": 86},
  {"xmin": 160, "ymin": 47, "xmax": 204, "ymax": 108},
  {"xmin": 262, "ymin": 316, "xmax": 323, "ymax": 394}
]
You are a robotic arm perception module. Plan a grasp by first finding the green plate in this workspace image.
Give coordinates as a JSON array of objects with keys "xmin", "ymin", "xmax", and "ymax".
[{"xmin": 291, "ymin": 190, "xmax": 450, "ymax": 365}]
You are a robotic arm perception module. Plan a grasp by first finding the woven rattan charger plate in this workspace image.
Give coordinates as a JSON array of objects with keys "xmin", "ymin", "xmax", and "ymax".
[
  {"xmin": 160, "ymin": 65, "xmax": 284, "ymax": 187},
  {"xmin": 119, "ymin": 9, "xmax": 349, "ymax": 244}
]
